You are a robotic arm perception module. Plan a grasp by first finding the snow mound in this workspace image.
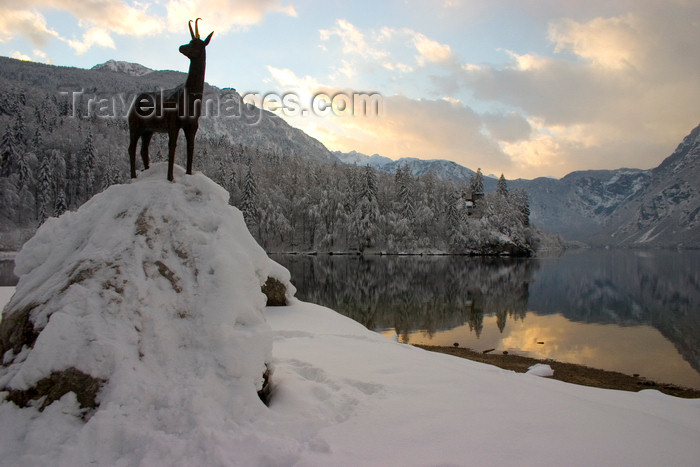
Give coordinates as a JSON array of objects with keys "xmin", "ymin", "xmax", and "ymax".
[
  {"xmin": 0, "ymin": 163, "xmax": 294, "ymax": 464},
  {"xmin": 526, "ymin": 363, "xmax": 554, "ymax": 377}
]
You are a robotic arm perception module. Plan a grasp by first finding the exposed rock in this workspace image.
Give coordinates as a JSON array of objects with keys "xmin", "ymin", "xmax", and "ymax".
[
  {"xmin": 262, "ymin": 276, "xmax": 288, "ymax": 306},
  {"xmin": 5, "ymin": 368, "xmax": 105, "ymax": 411},
  {"xmin": 0, "ymin": 302, "xmax": 40, "ymax": 357}
]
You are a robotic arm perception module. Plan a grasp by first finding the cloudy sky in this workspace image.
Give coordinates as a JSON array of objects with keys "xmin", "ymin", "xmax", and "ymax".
[{"xmin": 1, "ymin": 0, "xmax": 698, "ymax": 179}]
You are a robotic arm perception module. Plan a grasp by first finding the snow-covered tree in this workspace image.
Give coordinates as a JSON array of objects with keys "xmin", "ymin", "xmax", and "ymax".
[
  {"xmin": 470, "ymin": 168, "xmax": 484, "ymax": 195},
  {"xmin": 36, "ymin": 155, "xmax": 53, "ymax": 224},
  {"xmin": 497, "ymin": 174, "xmax": 508, "ymax": 197},
  {"xmin": 53, "ymin": 189, "xmax": 67, "ymax": 217},
  {"xmin": 80, "ymin": 131, "xmax": 97, "ymax": 199},
  {"xmin": 240, "ymin": 164, "xmax": 259, "ymax": 229},
  {"xmin": 0, "ymin": 125, "xmax": 21, "ymax": 177},
  {"xmin": 510, "ymin": 188, "xmax": 530, "ymax": 227},
  {"xmin": 102, "ymin": 154, "xmax": 123, "ymax": 190},
  {"xmin": 0, "ymin": 177, "xmax": 19, "ymax": 223}
]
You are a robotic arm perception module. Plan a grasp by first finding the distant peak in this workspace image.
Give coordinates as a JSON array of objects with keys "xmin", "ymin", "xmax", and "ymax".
[{"xmin": 91, "ymin": 59, "xmax": 153, "ymax": 76}]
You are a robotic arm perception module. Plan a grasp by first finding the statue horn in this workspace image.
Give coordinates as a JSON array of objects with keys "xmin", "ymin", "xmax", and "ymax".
[
  {"xmin": 188, "ymin": 20, "xmax": 195, "ymax": 39},
  {"xmin": 195, "ymin": 18, "xmax": 202, "ymax": 39}
]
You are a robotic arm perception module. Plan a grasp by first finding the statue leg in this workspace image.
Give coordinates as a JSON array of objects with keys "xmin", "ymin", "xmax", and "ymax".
[
  {"xmin": 167, "ymin": 128, "xmax": 178, "ymax": 182},
  {"xmin": 128, "ymin": 130, "xmax": 139, "ymax": 178},
  {"xmin": 185, "ymin": 129, "xmax": 195, "ymax": 175},
  {"xmin": 140, "ymin": 132, "xmax": 153, "ymax": 171}
]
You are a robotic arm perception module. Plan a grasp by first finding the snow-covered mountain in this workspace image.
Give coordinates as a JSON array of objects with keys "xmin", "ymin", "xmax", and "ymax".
[
  {"xmin": 334, "ymin": 124, "xmax": 700, "ymax": 248},
  {"xmin": 91, "ymin": 60, "xmax": 153, "ymax": 76},
  {"xmin": 334, "ymin": 150, "xmax": 393, "ymax": 167},
  {"xmin": 333, "ymin": 150, "xmax": 495, "ymax": 187},
  {"xmin": 507, "ymin": 124, "xmax": 700, "ymax": 247},
  {"xmin": 591, "ymin": 124, "xmax": 700, "ymax": 247},
  {"xmin": 0, "ymin": 56, "xmax": 337, "ymax": 165},
  {"xmin": 509, "ymin": 169, "xmax": 652, "ymax": 242}
]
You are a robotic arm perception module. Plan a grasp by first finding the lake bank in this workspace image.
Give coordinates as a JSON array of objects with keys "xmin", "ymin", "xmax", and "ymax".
[
  {"xmin": 416, "ymin": 344, "xmax": 700, "ymax": 399},
  {"xmin": 273, "ymin": 250, "xmax": 700, "ymax": 390}
]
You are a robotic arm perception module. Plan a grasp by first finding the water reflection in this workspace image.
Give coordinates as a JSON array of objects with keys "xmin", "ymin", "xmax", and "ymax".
[
  {"xmin": 528, "ymin": 249, "xmax": 700, "ymax": 378},
  {"xmin": 0, "ymin": 260, "xmax": 17, "ymax": 287},
  {"xmin": 278, "ymin": 255, "xmax": 534, "ymax": 343},
  {"xmin": 274, "ymin": 250, "xmax": 700, "ymax": 389}
]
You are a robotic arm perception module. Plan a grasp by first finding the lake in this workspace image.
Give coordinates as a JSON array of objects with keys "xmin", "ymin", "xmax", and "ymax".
[
  {"xmin": 2, "ymin": 249, "xmax": 699, "ymax": 389},
  {"xmin": 271, "ymin": 249, "xmax": 700, "ymax": 390}
]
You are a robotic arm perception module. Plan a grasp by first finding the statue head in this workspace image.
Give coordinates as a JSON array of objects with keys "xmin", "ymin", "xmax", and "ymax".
[{"xmin": 179, "ymin": 18, "xmax": 213, "ymax": 59}]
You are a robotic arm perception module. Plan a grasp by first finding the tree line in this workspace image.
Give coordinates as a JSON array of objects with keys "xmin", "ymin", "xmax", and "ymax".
[{"xmin": 0, "ymin": 84, "xmax": 557, "ymax": 254}]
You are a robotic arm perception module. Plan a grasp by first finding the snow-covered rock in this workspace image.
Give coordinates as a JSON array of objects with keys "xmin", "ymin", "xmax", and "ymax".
[
  {"xmin": 526, "ymin": 363, "xmax": 554, "ymax": 377},
  {"xmin": 0, "ymin": 163, "xmax": 293, "ymax": 463}
]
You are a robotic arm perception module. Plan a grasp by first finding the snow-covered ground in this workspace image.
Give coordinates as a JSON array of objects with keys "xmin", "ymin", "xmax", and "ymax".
[{"xmin": 1, "ymin": 165, "xmax": 699, "ymax": 466}]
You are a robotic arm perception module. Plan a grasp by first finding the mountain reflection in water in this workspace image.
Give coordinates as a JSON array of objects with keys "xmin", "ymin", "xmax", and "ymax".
[{"xmin": 273, "ymin": 250, "xmax": 700, "ymax": 390}]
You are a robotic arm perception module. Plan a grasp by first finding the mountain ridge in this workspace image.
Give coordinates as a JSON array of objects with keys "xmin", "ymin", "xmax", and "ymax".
[
  {"xmin": 333, "ymin": 123, "xmax": 700, "ymax": 248},
  {"xmin": 90, "ymin": 60, "xmax": 153, "ymax": 76},
  {"xmin": 1, "ymin": 55, "xmax": 697, "ymax": 248},
  {"xmin": 592, "ymin": 123, "xmax": 700, "ymax": 247}
]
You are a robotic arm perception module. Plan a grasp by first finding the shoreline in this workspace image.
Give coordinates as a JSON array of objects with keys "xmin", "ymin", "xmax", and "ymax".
[{"xmin": 415, "ymin": 345, "xmax": 700, "ymax": 399}]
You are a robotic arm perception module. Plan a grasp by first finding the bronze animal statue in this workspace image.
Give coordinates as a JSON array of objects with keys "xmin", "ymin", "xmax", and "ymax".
[{"xmin": 128, "ymin": 19, "xmax": 213, "ymax": 181}]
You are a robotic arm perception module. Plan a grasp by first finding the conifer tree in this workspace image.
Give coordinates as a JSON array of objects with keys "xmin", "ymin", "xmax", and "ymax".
[
  {"xmin": 80, "ymin": 131, "xmax": 97, "ymax": 199},
  {"xmin": 53, "ymin": 189, "xmax": 67, "ymax": 217},
  {"xmin": 497, "ymin": 173, "xmax": 508, "ymax": 197},
  {"xmin": 241, "ymin": 164, "xmax": 259, "ymax": 228},
  {"xmin": 469, "ymin": 168, "xmax": 484, "ymax": 195},
  {"xmin": 37, "ymin": 155, "xmax": 53, "ymax": 224},
  {"xmin": 0, "ymin": 125, "xmax": 20, "ymax": 177}
]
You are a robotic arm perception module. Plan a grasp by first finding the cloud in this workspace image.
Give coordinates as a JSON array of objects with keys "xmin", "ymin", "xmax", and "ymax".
[
  {"xmin": 10, "ymin": 50, "xmax": 32, "ymax": 61},
  {"xmin": 319, "ymin": 20, "xmax": 457, "ymax": 82},
  {"xmin": 265, "ymin": 66, "xmax": 512, "ymax": 175},
  {"xmin": 308, "ymin": 6, "xmax": 699, "ymax": 178},
  {"xmin": 31, "ymin": 48, "xmax": 51, "ymax": 63},
  {"xmin": 0, "ymin": 0, "xmax": 162, "ymax": 56},
  {"xmin": 411, "ymin": 32, "xmax": 454, "ymax": 66},
  {"xmin": 0, "ymin": 0, "xmax": 294, "ymax": 56},
  {"xmin": 36, "ymin": 0, "xmax": 162, "ymax": 36},
  {"xmin": 0, "ymin": 8, "xmax": 61, "ymax": 47},
  {"xmin": 549, "ymin": 15, "xmax": 640, "ymax": 69},
  {"xmin": 482, "ymin": 112, "xmax": 532, "ymax": 143},
  {"xmin": 458, "ymin": 7, "xmax": 700, "ymax": 176},
  {"xmin": 320, "ymin": 19, "xmax": 388, "ymax": 60},
  {"xmin": 66, "ymin": 26, "xmax": 115, "ymax": 55},
  {"xmin": 165, "ymin": 0, "xmax": 296, "ymax": 34},
  {"xmin": 325, "ymin": 95, "xmax": 511, "ymax": 172}
]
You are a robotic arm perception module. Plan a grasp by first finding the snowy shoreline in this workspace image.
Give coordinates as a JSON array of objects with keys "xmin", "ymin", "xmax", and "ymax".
[
  {"xmin": 268, "ymin": 250, "xmax": 536, "ymax": 257},
  {"xmin": 416, "ymin": 344, "xmax": 700, "ymax": 398}
]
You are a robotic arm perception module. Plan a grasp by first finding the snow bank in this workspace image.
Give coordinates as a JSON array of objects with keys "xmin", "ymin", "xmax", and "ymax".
[
  {"xmin": 1, "ymin": 165, "xmax": 699, "ymax": 466},
  {"xmin": 266, "ymin": 303, "xmax": 700, "ymax": 466},
  {"xmin": 0, "ymin": 164, "xmax": 293, "ymax": 465}
]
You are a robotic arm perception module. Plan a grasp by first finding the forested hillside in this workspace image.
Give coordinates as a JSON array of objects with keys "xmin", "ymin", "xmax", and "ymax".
[{"xmin": 0, "ymin": 56, "xmax": 553, "ymax": 255}]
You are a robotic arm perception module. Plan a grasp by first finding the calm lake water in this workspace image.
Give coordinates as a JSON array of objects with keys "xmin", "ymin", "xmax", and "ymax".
[
  {"xmin": 272, "ymin": 249, "xmax": 700, "ymax": 390},
  {"xmin": 2, "ymin": 249, "xmax": 699, "ymax": 389}
]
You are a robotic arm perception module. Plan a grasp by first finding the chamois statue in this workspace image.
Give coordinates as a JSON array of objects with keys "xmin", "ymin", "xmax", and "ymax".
[{"xmin": 128, "ymin": 19, "xmax": 213, "ymax": 181}]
